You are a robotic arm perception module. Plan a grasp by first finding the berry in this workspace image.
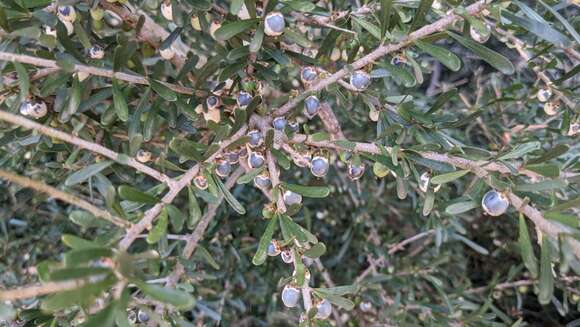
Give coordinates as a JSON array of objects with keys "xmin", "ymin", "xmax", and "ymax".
[
  {"xmin": 248, "ymin": 152, "xmax": 265, "ymax": 169},
  {"xmin": 310, "ymin": 156, "xmax": 329, "ymax": 178},
  {"xmin": 21, "ymin": 101, "xmax": 48, "ymax": 119},
  {"xmin": 315, "ymin": 299, "xmax": 332, "ymax": 319},
  {"xmin": 19, "ymin": 101, "xmax": 32, "ymax": 116},
  {"xmin": 267, "ymin": 240, "xmax": 281, "ymax": 256},
  {"xmin": 281, "ymin": 285, "xmax": 300, "ymax": 308},
  {"xmin": 281, "ymin": 249, "xmax": 294, "ymax": 263},
  {"xmin": 273, "ymin": 117, "xmax": 287, "ymax": 131},
  {"xmin": 568, "ymin": 122, "xmax": 579, "ymax": 137},
  {"xmin": 237, "ymin": 91, "xmax": 252, "ymax": 108},
  {"xmin": 391, "ymin": 54, "xmax": 407, "ymax": 66},
  {"xmin": 481, "ymin": 190, "xmax": 509, "ymax": 216},
  {"xmin": 254, "ymin": 172, "xmax": 271, "ymax": 189},
  {"xmin": 537, "ymin": 88, "xmax": 552, "ymax": 102},
  {"xmin": 347, "ymin": 163, "xmax": 365, "ymax": 180},
  {"xmin": 470, "ymin": 25, "xmax": 491, "ymax": 44},
  {"xmin": 137, "ymin": 310, "xmax": 149, "ymax": 323},
  {"xmin": 224, "ymin": 151, "xmax": 240, "ymax": 164},
  {"xmin": 58, "ymin": 6, "xmax": 76, "ymax": 22},
  {"xmin": 193, "ymin": 175, "xmax": 208, "ymax": 190},
  {"xmin": 136, "ymin": 150, "xmax": 152, "ymax": 163},
  {"xmin": 300, "ymin": 67, "xmax": 318, "ymax": 84},
  {"xmin": 215, "ymin": 159, "xmax": 232, "ymax": 178},
  {"xmin": 304, "ymin": 96, "xmax": 320, "ymax": 117},
  {"xmin": 419, "ymin": 172, "xmax": 431, "ymax": 193},
  {"xmin": 359, "ymin": 301, "xmax": 372, "ymax": 312},
  {"xmin": 264, "ymin": 12, "xmax": 285, "ymax": 36},
  {"xmin": 247, "ymin": 130, "xmax": 264, "ymax": 148},
  {"xmin": 283, "ymin": 190, "xmax": 302, "ymax": 206},
  {"xmin": 206, "ymin": 95, "xmax": 221, "ymax": 109},
  {"xmin": 89, "ymin": 45, "xmax": 105, "ymax": 59},
  {"xmin": 160, "ymin": 2, "xmax": 173, "ymax": 21},
  {"xmin": 350, "ymin": 71, "xmax": 371, "ymax": 91},
  {"xmin": 543, "ymin": 101, "xmax": 560, "ymax": 116},
  {"xmin": 288, "ymin": 120, "xmax": 300, "ymax": 133}
]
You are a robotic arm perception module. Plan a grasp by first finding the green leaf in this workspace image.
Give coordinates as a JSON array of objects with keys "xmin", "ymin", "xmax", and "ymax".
[
  {"xmin": 304, "ymin": 243, "xmax": 326, "ymax": 258},
  {"xmin": 315, "ymin": 285, "xmax": 357, "ymax": 296},
  {"xmin": 237, "ymin": 168, "xmax": 264, "ymax": 184},
  {"xmin": 519, "ymin": 214, "xmax": 538, "ymax": 278},
  {"xmin": 415, "ymin": 40, "xmax": 461, "ymax": 71},
  {"xmin": 447, "ymin": 32, "xmax": 515, "ymax": 75},
  {"xmin": 527, "ymin": 144, "xmax": 568, "ymax": 164},
  {"xmin": 188, "ymin": 186, "xmax": 202, "ymax": 228},
  {"xmin": 279, "ymin": 214, "xmax": 317, "ymax": 244},
  {"xmin": 80, "ymin": 303, "xmax": 116, "ymax": 327},
  {"xmin": 69, "ymin": 211, "xmax": 107, "ymax": 229},
  {"xmin": 213, "ymin": 175, "xmax": 246, "ymax": 214},
  {"xmin": 135, "ymin": 281, "xmax": 196, "ymax": 310},
  {"xmin": 538, "ymin": 0, "xmax": 580, "ymax": 44},
  {"xmin": 445, "ymin": 201, "xmax": 477, "ymax": 215},
  {"xmin": 194, "ymin": 245, "xmax": 220, "ymax": 270},
  {"xmin": 252, "ymin": 214, "xmax": 279, "ymax": 265},
  {"xmin": 286, "ymin": 0, "xmax": 317, "ymax": 12},
  {"xmin": 379, "ymin": 0, "xmax": 393, "ymax": 38},
  {"xmin": 524, "ymin": 163, "xmax": 560, "ymax": 178},
  {"xmin": 112, "ymin": 79, "xmax": 129, "ymax": 122},
  {"xmin": 146, "ymin": 208, "xmax": 168, "ymax": 244},
  {"xmin": 41, "ymin": 276, "xmax": 116, "ymax": 312},
  {"xmin": 454, "ymin": 234, "xmax": 489, "ymax": 255},
  {"xmin": 214, "ymin": 19, "xmax": 259, "ymax": 41},
  {"xmin": 60, "ymin": 76, "xmax": 81, "ymax": 122},
  {"xmin": 118, "ymin": 185, "xmax": 158, "ymax": 204},
  {"xmin": 293, "ymin": 247, "xmax": 305, "ymax": 286},
  {"xmin": 64, "ymin": 247, "xmax": 114, "ymax": 266},
  {"xmin": 431, "ymin": 170, "xmax": 469, "ymax": 185},
  {"xmin": 352, "ymin": 16, "xmax": 382, "ymax": 41},
  {"xmin": 514, "ymin": 179, "xmax": 567, "ymax": 192},
  {"xmin": 166, "ymin": 204, "xmax": 185, "ymax": 233},
  {"xmin": 501, "ymin": 10, "xmax": 570, "ymax": 48},
  {"xmin": 538, "ymin": 237, "xmax": 554, "ymax": 305},
  {"xmin": 422, "ymin": 189, "xmax": 435, "ymax": 216},
  {"xmin": 169, "ymin": 138, "xmax": 205, "ymax": 161},
  {"xmin": 410, "ymin": 0, "xmax": 433, "ymax": 31},
  {"xmin": 498, "ymin": 142, "xmax": 541, "ymax": 160},
  {"xmin": 312, "ymin": 291, "xmax": 355, "ymax": 310},
  {"xmin": 149, "ymin": 79, "xmax": 177, "ymax": 102},
  {"xmin": 282, "ymin": 183, "xmax": 330, "ymax": 198},
  {"xmin": 62, "ymin": 234, "xmax": 101, "ymax": 250},
  {"xmin": 13, "ymin": 62, "xmax": 29, "ymax": 101},
  {"xmin": 250, "ymin": 22, "xmax": 265, "ymax": 53},
  {"xmin": 48, "ymin": 267, "xmax": 111, "ymax": 281},
  {"xmin": 65, "ymin": 161, "xmax": 113, "ymax": 186}
]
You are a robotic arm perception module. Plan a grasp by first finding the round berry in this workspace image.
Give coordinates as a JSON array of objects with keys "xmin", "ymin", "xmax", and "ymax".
[
  {"xmin": 267, "ymin": 240, "xmax": 281, "ymax": 256},
  {"xmin": 254, "ymin": 172, "xmax": 271, "ymax": 189},
  {"xmin": 206, "ymin": 95, "xmax": 221, "ymax": 109},
  {"xmin": 27, "ymin": 101, "xmax": 48, "ymax": 119},
  {"xmin": 281, "ymin": 285, "xmax": 300, "ymax": 308},
  {"xmin": 237, "ymin": 91, "xmax": 252, "ymax": 107},
  {"xmin": 481, "ymin": 190, "xmax": 509, "ymax": 216},
  {"xmin": 288, "ymin": 120, "xmax": 300, "ymax": 133},
  {"xmin": 281, "ymin": 249, "xmax": 294, "ymax": 263},
  {"xmin": 350, "ymin": 71, "xmax": 371, "ymax": 91},
  {"xmin": 347, "ymin": 163, "xmax": 365, "ymax": 180},
  {"xmin": 248, "ymin": 152, "xmax": 265, "ymax": 169},
  {"xmin": 568, "ymin": 122, "xmax": 579, "ymax": 137},
  {"xmin": 537, "ymin": 88, "xmax": 552, "ymax": 102},
  {"xmin": 300, "ymin": 67, "xmax": 318, "ymax": 84},
  {"xmin": 89, "ymin": 45, "xmax": 105, "ymax": 59},
  {"xmin": 193, "ymin": 175, "xmax": 208, "ymax": 190},
  {"xmin": 283, "ymin": 190, "xmax": 302, "ymax": 206},
  {"xmin": 136, "ymin": 149, "xmax": 152, "ymax": 163},
  {"xmin": 224, "ymin": 151, "xmax": 240, "ymax": 164},
  {"xmin": 215, "ymin": 159, "xmax": 232, "ymax": 178},
  {"xmin": 391, "ymin": 54, "xmax": 407, "ymax": 66},
  {"xmin": 137, "ymin": 310, "xmax": 149, "ymax": 323},
  {"xmin": 543, "ymin": 101, "xmax": 560, "ymax": 116},
  {"xmin": 273, "ymin": 117, "xmax": 287, "ymax": 131},
  {"xmin": 264, "ymin": 12, "xmax": 285, "ymax": 36},
  {"xmin": 315, "ymin": 299, "xmax": 332, "ymax": 319},
  {"xmin": 19, "ymin": 101, "xmax": 32, "ymax": 116},
  {"xmin": 310, "ymin": 156, "xmax": 329, "ymax": 178},
  {"xmin": 304, "ymin": 96, "xmax": 320, "ymax": 117},
  {"xmin": 359, "ymin": 301, "xmax": 372, "ymax": 312},
  {"xmin": 247, "ymin": 130, "xmax": 264, "ymax": 148}
]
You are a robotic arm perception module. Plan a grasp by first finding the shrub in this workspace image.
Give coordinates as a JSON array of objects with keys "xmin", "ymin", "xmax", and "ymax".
[{"xmin": 0, "ymin": 0, "xmax": 578, "ymax": 325}]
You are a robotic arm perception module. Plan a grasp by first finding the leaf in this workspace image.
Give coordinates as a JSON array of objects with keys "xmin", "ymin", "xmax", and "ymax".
[
  {"xmin": 0, "ymin": 303, "xmax": 15, "ymax": 321},
  {"xmin": 514, "ymin": 179, "xmax": 567, "ymax": 192},
  {"xmin": 430, "ymin": 170, "xmax": 469, "ymax": 185},
  {"xmin": 447, "ymin": 32, "xmax": 515, "ymax": 75},
  {"xmin": 410, "ymin": 0, "xmax": 433, "ymax": 31},
  {"xmin": 166, "ymin": 204, "xmax": 185, "ymax": 233},
  {"xmin": 352, "ymin": 16, "xmax": 382, "ymax": 41},
  {"xmin": 194, "ymin": 245, "xmax": 220, "ymax": 270},
  {"xmin": 213, "ymin": 175, "xmax": 246, "ymax": 214},
  {"xmin": 80, "ymin": 303, "xmax": 116, "ymax": 327},
  {"xmin": 41, "ymin": 276, "xmax": 115, "ymax": 312},
  {"xmin": 415, "ymin": 40, "xmax": 461, "ymax": 71},
  {"xmin": 118, "ymin": 185, "xmax": 158, "ymax": 204},
  {"xmin": 59, "ymin": 76, "xmax": 81, "ymax": 122},
  {"xmin": 304, "ymin": 243, "xmax": 327, "ymax": 258},
  {"xmin": 498, "ymin": 142, "xmax": 541, "ymax": 160},
  {"xmin": 293, "ymin": 247, "xmax": 305, "ymax": 286},
  {"xmin": 62, "ymin": 234, "xmax": 102, "ymax": 250},
  {"xmin": 13, "ymin": 62, "xmax": 29, "ymax": 101},
  {"xmin": 250, "ymin": 22, "xmax": 264, "ymax": 53},
  {"xmin": 422, "ymin": 189, "xmax": 435, "ymax": 216},
  {"xmin": 527, "ymin": 144, "xmax": 568, "ymax": 164},
  {"xmin": 48, "ymin": 267, "xmax": 111, "ymax": 281},
  {"xmin": 312, "ymin": 291, "xmax": 355, "ymax": 310},
  {"xmin": 64, "ymin": 247, "xmax": 114, "ymax": 266},
  {"xmin": 538, "ymin": 237, "xmax": 554, "ymax": 305},
  {"xmin": 112, "ymin": 79, "xmax": 129, "ymax": 122},
  {"xmin": 454, "ymin": 234, "xmax": 489, "ymax": 255},
  {"xmin": 524, "ymin": 163, "xmax": 560, "ymax": 178},
  {"xmin": 65, "ymin": 161, "xmax": 113, "ymax": 186},
  {"xmin": 135, "ymin": 281, "xmax": 196, "ymax": 309},
  {"xmin": 279, "ymin": 214, "xmax": 317, "ymax": 244},
  {"xmin": 379, "ymin": 0, "xmax": 393, "ymax": 38},
  {"xmin": 188, "ymin": 186, "xmax": 202, "ymax": 228},
  {"xmin": 538, "ymin": 0, "xmax": 580, "ymax": 44},
  {"xmin": 149, "ymin": 79, "xmax": 177, "ymax": 102},
  {"xmin": 69, "ymin": 211, "xmax": 107, "ymax": 229},
  {"xmin": 315, "ymin": 285, "xmax": 357, "ymax": 296},
  {"xmin": 501, "ymin": 10, "xmax": 570, "ymax": 48},
  {"xmin": 282, "ymin": 183, "xmax": 330, "ymax": 198},
  {"xmin": 252, "ymin": 214, "xmax": 279, "ymax": 265},
  {"xmin": 214, "ymin": 19, "xmax": 259, "ymax": 41},
  {"xmin": 445, "ymin": 201, "xmax": 477, "ymax": 215},
  {"xmin": 237, "ymin": 168, "xmax": 264, "ymax": 184},
  {"xmin": 146, "ymin": 208, "xmax": 168, "ymax": 244},
  {"xmin": 519, "ymin": 214, "xmax": 538, "ymax": 278}
]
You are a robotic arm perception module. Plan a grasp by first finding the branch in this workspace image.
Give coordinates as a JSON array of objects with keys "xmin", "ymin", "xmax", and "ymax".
[
  {"xmin": 118, "ymin": 126, "xmax": 249, "ymax": 250},
  {"xmin": 267, "ymin": 150, "xmax": 286, "ymax": 213},
  {"xmin": 0, "ymin": 169, "xmax": 130, "ymax": 228},
  {"xmin": 0, "ymin": 275, "xmax": 109, "ymax": 301},
  {"xmin": 388, "ymin": 229, "xmax": 435, "ymax": 255},
  {"xmin": 0, "ymin": 110, "xmax": 171, "ymax": 184},
  {"xmin": 0, "ymin": 52, "xmax": 195, "ymax": 95},
  {"xmin": 274, "ymin": 0, "xmax": 488, "ymax": 117},
  {"xmin": 165, "ymin": 167, "xmax": 245, "ymax": 287}
]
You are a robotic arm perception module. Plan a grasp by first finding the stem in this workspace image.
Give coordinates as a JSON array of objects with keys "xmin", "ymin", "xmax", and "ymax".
[{"xmin": 0, "ymin": 169, "xmax": 130, "ymax": 228}]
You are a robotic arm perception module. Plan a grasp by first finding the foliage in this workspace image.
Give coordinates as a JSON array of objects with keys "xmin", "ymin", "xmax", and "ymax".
[{"xmin": 0, "ymin": 0, "xmax": 578, "ymax": 326}]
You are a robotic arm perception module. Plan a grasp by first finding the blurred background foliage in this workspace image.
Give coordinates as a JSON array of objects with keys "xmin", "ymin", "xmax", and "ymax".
[{"xmin": 0, "ymin": 0, "xmax": 579, "ymax": 326}]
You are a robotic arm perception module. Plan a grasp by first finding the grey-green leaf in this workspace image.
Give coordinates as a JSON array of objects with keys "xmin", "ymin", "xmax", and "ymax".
[
  {"xmin": 538, "ymin": 237, "xmax": 554, "ymax": 305},
  {"xmin": 447, "ymin": 32, "xmax": 515, "ymax": 75},
  {"xmin": 519, "ymin": 214, "xmax": 538, "ymax": 278},
  {"xmin": 252, "ymin": 214, "xmax": 278, "ymax": 265},
  {"xmin": 65, "ymin": 161, "xmax": 113, "ymax": 186},
  {"xmin": 415, "ymin": 40, "xmax": 461, "ymax": 71},
  {"xmin": 214, "ymin": 19, "xmax": 259, "ymax": 41}
]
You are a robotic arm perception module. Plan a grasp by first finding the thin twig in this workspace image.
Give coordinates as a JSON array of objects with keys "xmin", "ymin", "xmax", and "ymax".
[
  {"xmin": 0, "ymin": 110, "xmax": 172, "ymax": 184},
  {"xmin": 0, "ymin": 274, "xmax": 109, "ymax": 301},
  {"xmin": 0, "ymin": 169, "xmax": 130, "ymax": 228},
  {"xmin": 388, "ymin": 230, "xmax": 435, "ymax": 255}
]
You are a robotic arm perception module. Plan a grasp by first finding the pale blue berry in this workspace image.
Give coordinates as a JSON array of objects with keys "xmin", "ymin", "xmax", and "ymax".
[
  {"xmin": 267, "ymin": 240, "xmax": 280, "ymax": 256},
  {"xmin": 206, "ymin": 95, "xmax": 220, "ymax": 109},
  {"xmin": 283, "ymin": 190, "xmax": 302, "ymax": 206},
  {"xmin": 137, "ymin": 310, "xmax": 149, "ymax": 323},
  {"xmin": 215, "ymin": 159, "xmax": 232, "ymax": 177},
  {"xmin": 350, "ymin": 71, "xmax": 371, "ymax": 91},
  {"xmin": 247, "ymin": 130, "xmax": 263, "ymax": 148},
  {"xmin": 265, "ymin": 12, "xmax": 285, "ymax": 36},
  {"xmin": 89, "ymin": 45, "xmax": 104, "ymax": 59},
  {"xmin": 315, "ymin": 299, "xmax": 332, "ymax": 319},
  {"xmin": 301, "ymin": 67, "xmax": 317, "ymax": 83},
  {"xmin": 224, "ymin": 151, "xmax": 240, "ymax": 164},
  {"xmin": 273, "ymin": 117, "xmax": 287, "ymax": 130},
  {"xmin": 237, "ymin": 91, "xmax": 252, "ymax": 107},
  {"xmin": 310, "ymin": 156, "xmax": 329, "ymax": 177},
  {"xmin": 281, "ymin": 285, "xmax": 300, "ymax": 308},
  {"xmin": 248, "ymin": 152, "xmax": 265, "ymax": 169},
  {"xmin": 347, "ymin": 163, "xmax": 365, "ymax": 180},
  {"xmin": 254, "ymin": 172, "xmax": 271, "ymax": 188},
  {"xmin": 481, "ymin": 190, "xmax": 509, "ymax": 216},
  {"xmin": 304, "ymin": 96, "xmax": 320, "ymax": 117}
]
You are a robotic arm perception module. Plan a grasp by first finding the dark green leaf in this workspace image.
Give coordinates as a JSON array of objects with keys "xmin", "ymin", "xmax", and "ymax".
[
  {"xmin": 282, "ymin": 183, "xmax": 330, "ymax": 198},
  {"xmin": 252, "ymin": 214, "xmax": 279, "ymax": 265},
  {"xmin": 118, "ymin": 185, "xmax": 158, "ymax": 204},
  {"xmin": 447, "ymin": 32, "xmax": 515, "ymax": 75},
  {"xmin": 65, "ymin": 161, "xmax": 113, "ymax": 186}
]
